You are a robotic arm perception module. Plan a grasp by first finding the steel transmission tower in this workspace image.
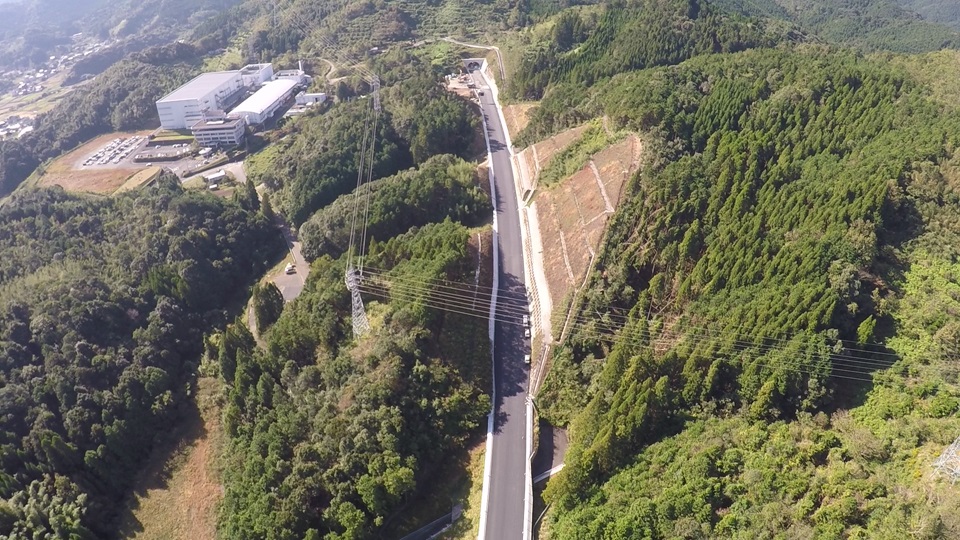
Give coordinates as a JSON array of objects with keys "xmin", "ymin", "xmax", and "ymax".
[
  {"xmin": 344, "ymin": 75, "xmax": 380, "ymax": 339},
  {"xmin": 345, "ymin": 267, "xmax": 370, "ymax": 337},
  {"xmin": 934, "ymin": 434, "xmax": 960, "ymax": 482}
]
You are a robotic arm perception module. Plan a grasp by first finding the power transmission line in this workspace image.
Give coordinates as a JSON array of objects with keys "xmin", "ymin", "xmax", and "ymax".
[
  {"xmin": 358, "ymin": 266, "xmax": 959, "ymax": 381},
  {"xmin": 358, "ymin": 266, "xmax": 933, "ymax": 368},
  {"xmin": 357, "ymin": 282, "xmax": 881, "ymax": 384}
]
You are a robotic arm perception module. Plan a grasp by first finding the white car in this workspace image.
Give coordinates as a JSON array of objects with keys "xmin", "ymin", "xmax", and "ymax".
[
  {"xmin": 523, "ymin": 354, "xmax": 531, "ymax": 364},
  {"xmin": 284, "ymin": 263, "xmax": 296, "ymax": 275},
  {"xmin": 524, "ymin": 328, "xmax": 531, "ymax": 339}
]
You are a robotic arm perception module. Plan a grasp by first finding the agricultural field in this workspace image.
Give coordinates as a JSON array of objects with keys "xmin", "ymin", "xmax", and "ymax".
[{"xmin": 0, "ymin": 70, "xmax": 80, "ymax": 123}]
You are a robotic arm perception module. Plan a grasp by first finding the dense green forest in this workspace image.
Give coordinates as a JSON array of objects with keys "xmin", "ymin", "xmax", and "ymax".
[
  {"xmin": 299, "ymin": 154, "xmax": 489, "ymax": 261},
  {"xmin": 247, "ymin": 51, "xmax": 478, "ymax": 226},
  {"xmin": 509, "ymin": 0, "xmax": 777, "ymax": 100},
  {"xmin": 518, "ymin": 12, "xmax": 960, "ymax": 536},
  {"xmin": 218, "ymin": 220, "xmax": 491, "ymax": 538},
  {"xmin": 715, "ymin": 0, "xmax": 960, "ymax": 52},
  {"xmin": 0, "ymin": 180, "xmax": 282, "ymax": 537}
]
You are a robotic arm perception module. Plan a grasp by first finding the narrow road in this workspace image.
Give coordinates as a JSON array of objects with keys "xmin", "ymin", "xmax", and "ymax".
[
  {"xmin": 472, "ymin": 68, "xmax": 530, "ymax": 540},
  {"xmin": 272, "ymin": 217, "xmax": 308, "ymax": 302}
]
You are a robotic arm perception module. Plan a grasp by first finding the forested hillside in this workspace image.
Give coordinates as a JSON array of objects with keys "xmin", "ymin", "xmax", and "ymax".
[
  {"xmin": 218, "ymin": 220, "xmax": 491, "ymax": 538},
  {"xmin": 716, "ymin": 0, "xmax": 960, "ymax": 52},
  {"xmin": 509, "ymin": 0, "xmax": 776, "ymax": 100},
  {"xmin": 217, "ymin": 38, "xmax": 495, "ymax": 536},
  {"xmin": 0, "ymin": 180, "xmax": 281, "ymax": 537},
  {"xmin": 517, "ymin": 8, "xmax": 960, "ymax": 535},
  {"xmin": 894, "ymin": 0, "xmax": 960, "ymax": 30},
  {"xmin": 299, "ymin": 154, "xmax": 490, "ymax": 261}
]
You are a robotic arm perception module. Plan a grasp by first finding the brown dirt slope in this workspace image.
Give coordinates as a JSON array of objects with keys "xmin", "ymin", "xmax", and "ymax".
[
  {"xmin": 501, "ymin": 103, "xmax": 537, "ymax": 139},
  {"xmin": 535, "ymin": 134, "xmax": 643, "ymax": 314},
  {"xmin": 117, "ymin": 377, "xmax": 224, "ymax": 540},
  {"xmin": 517, "ymin": 124, "xmax": 591, "ymax": 191}
]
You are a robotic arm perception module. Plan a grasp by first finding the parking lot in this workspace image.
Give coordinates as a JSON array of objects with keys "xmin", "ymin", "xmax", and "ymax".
[
  {"xmin": 77, "ymin": 134, "xmax": 229, "ymax": 178},
  {"xmin": 80, "ymin": 135, "xmax": 148, "ymax": 168}
]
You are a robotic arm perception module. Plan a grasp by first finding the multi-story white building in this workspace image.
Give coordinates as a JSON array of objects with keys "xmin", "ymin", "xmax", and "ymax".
[
  {"xmin": 156, "ymin": 72, "xmax": 245, "ymax": 130},
  {"xmin": 191, "ymin": 114, "xmax": 246, "ymax": 147}
]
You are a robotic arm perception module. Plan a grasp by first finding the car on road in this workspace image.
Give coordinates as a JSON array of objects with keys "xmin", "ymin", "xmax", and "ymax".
[
  {"xmin": 522, "ymin": 314, "xmax": 529, "ymax": 326},
  {"xmin": 285, "ymin": 263, "xmax": 297, "ymax": 274},
  {"xmin": 524, "ymin": 354, "xmax": 530, "ymax": 364},
  {"xmin": 524, "ymin": 328, "xmax": 531, "ymax": 338},
  {"xmin": 478, "ymin": 91, "xmax": 484, "ymax": 96}
]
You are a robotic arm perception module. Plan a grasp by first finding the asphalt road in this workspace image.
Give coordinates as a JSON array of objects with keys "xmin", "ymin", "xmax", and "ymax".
[
  {"xmin": 271, "ymin": 217, "xmax": 308, "ymax": 303},
  {"xmin": 473, "ymin": 70, "xmax": 530, "ymax": 540}
]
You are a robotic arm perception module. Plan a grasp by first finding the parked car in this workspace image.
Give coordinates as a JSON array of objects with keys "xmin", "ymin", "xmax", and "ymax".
[{"xmin": 285, "ymin": 263, "xmax": 296, "ymax": 275}]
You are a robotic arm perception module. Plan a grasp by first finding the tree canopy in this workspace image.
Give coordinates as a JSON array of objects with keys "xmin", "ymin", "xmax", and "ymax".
[{"xmin": 0, "ymin": 180, "xmax": 282, "ymax": 537}]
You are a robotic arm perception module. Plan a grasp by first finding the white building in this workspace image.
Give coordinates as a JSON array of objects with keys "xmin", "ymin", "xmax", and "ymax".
[
  {"xmin": 156, "ymin": 72, "xmax": 245, "ymax": 130},
  {"xmin": 295, "ymin": 92, "xmax": 326, "ymax": 106},
  {"xmin": 230, "ymin": 79, "xmax": 299, "ymax": 125},
  {"xmin": 275, "ymin": 69, "xmax": 311, "ymax": 86},
  {"xmin": 204, "ymin": 169, "xmax": 228, "ymax": 183},
  {"xmin": 191, "ymin": 115, "xmax": 246, "ymax": 147},
  {"xmin": 239, "ymin": 63, "xmax": 274, "ymax": 88}
]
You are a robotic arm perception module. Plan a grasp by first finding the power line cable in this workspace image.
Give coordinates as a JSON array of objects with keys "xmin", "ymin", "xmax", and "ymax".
[
  {"xmin": 358, "ymin": 267, "xmax": 927, "ymax": 365},
  {"xmin": 357, "ymin": 283, "xmax": 879, "ymax": 383},
  {"xmin": 359, "ymin": 277, "xmax": 903, "ymax": 375}
]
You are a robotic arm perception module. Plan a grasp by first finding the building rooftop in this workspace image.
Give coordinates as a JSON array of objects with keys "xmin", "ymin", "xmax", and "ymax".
[
  {"xmin": 191, "ymin": 116, "xmax": 245, "ymax": 131},
  {"xmin": 158, "ymin": 71, "xmax": 240, "ymax": 103},
  {"xmin": 232, "ymin": 79, "xmax": 299, "ymax": 116},
  {"xmin": 240, "ymin": 63, "xmax": 272, "ymax": 74}
]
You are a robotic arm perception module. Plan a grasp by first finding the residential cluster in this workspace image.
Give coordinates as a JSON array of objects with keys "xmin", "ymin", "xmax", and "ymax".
[
  {"xmin": 0, "ymin": 116, "xmax": 34, "ymax": 139},
  {"xmin": 155, "ymin": 62, "xmax": 327, "ymax": 147},
  {"xmin": 3, "ymin": 33, "xmax": 117, "ymax": 97}
]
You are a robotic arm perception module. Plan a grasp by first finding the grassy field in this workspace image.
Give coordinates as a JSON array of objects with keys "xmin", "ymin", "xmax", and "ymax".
[
  {"xmin": 114, "ymin": 166, "xmax": 163, "ymax": 194},
  {"xmin": 116, "ymin": 377, "xmax": 225, "ymax": 540}
]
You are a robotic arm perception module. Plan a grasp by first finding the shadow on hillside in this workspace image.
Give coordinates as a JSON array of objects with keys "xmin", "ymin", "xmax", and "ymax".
[{"xmin": 113, "ymin": 391, "xmax": 208, "ymax": 538}]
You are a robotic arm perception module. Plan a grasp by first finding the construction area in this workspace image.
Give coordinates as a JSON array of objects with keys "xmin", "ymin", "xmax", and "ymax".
[
  {"xmin": 522, "ymin": 129, "xmax": 643, "ymax": 313},
  {"xmin": 513, "ymin": 119, "xmax": 643, "ymax": 395}
]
